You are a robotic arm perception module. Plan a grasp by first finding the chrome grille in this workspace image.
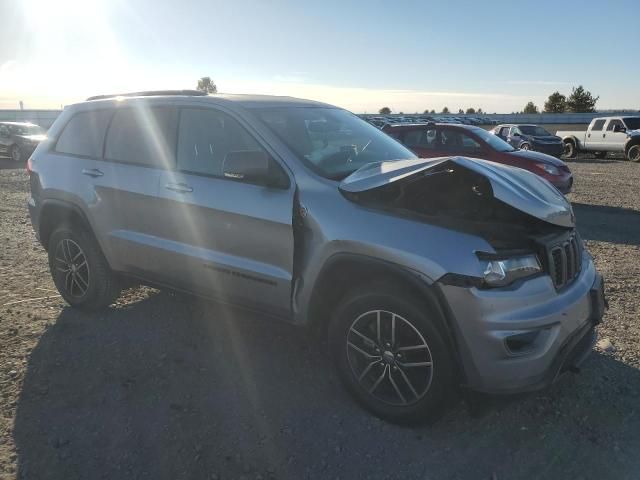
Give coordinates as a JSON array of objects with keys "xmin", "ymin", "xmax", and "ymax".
[{"xmin": 548, "ymin": 234, "xmax": 582, "ymax": 289}]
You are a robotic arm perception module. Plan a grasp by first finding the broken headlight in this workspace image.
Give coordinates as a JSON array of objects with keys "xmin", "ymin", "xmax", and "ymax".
[{"xmin": 482, "ymin": 254, "xmax": 542, "ymax": 287}]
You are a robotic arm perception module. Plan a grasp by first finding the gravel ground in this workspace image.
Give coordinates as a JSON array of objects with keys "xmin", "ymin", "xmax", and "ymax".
[{"xmin": 1, "ymin": 154, "xmax": 639, "ymax": 480}]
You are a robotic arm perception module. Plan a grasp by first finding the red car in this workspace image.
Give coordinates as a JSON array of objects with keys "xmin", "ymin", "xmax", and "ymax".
[{"xmin": 382, "ymin": 122, "xmax": 573, "ymax": 194}]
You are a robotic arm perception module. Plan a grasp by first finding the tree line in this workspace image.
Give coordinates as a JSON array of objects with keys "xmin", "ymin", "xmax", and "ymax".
[
  {"xmin": 196, "ymin": 77, "xmax": 599, "ymax": 116},
  {"xmin": 522, "ymin": 85, "xmax": 598, "ymax": 114},
  {"xmin": 378, "ymin": 106, "xmax": 485, "ymax": 115},
  {"xmin": 379, "ymin": 85, "xmax": 600, "ymax": 116}
]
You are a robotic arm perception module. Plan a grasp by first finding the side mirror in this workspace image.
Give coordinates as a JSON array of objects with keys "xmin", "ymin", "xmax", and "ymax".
[
  {"xmin": 223, "ymin": 151, "xmax": 288, "ymax": 188},
  {"xmin": 613, "ymin": 124, "xmax": 626, "ymax": 133}
]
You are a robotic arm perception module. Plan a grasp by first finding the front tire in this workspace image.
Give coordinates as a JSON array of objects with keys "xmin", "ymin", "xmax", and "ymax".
[
  {"xmin": 519, "ymin": 143, "xmax": 531, "ymax": 151},
  {"xmin": 329, "ymin": 282, "xmax": 454, "ymax": 424},
  {"xmin": 627, "ymin": 144, "xmax": 640, "ymax": 162},
  {"xmin": 9, "ymin": 145, "xmax": 21, "ymax": 163},
  {"xmin": 48, "ymin": 225, "xmax": 121, "ymax": 310}
]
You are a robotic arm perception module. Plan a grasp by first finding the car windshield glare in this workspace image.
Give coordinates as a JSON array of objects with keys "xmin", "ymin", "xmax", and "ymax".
[
  {"xmin": 520, "ymin": 125, "xmax": 552, "ymax": 136},
  {"xmin": 474, "ymin": 128, "xmax": 516, "ymax": 152},
  {"xmin": 252, "ymin": 107, "xmax": 416, "ymax": 179}
]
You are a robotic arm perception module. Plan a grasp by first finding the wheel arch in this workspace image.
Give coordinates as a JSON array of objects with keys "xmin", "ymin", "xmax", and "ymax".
[
  {"xmin": 307, "ymin": 253, "xmax": 465, "ymax": 380},
  {"xmin": 38, "ymin": 199, "xmax": 96, "ymax": 252},
  {"xmin": 624, "ymin": 136, "xmax": 640, "ymax": 155}
]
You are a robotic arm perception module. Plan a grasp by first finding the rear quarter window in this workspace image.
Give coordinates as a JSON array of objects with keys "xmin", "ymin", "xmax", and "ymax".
[
  {"xmin": 591, "ymin": 120, "xmax": 606, "ymax": 131},
  {"xmin": 55, "ymin": 110, "xmax": 113, "ymax": 158}
]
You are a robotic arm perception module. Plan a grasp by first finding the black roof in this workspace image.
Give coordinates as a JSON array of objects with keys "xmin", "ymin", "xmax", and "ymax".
[{"xmin": 86, "ymin": 89, "xmax": 208, "ymax": 101}]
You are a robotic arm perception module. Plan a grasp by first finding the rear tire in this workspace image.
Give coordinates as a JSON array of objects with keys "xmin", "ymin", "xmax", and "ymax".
[
  {"xmin": 328, "ymin": 282, "xmax": 454, "ymax": 424},
  {"xmin": 48, "ymin": 225, "xmax": 121, "ymax": 311},
  {"xmin": 594, "ymin": 151, "xmax": 607, "ymax": 159},
  {"xmin": 563, "ymin": 140, "xmax": 577, "ymax": 158},
  {"xmin": 627, "ymin": 144, "xmax": 640, "ymax": 162}
]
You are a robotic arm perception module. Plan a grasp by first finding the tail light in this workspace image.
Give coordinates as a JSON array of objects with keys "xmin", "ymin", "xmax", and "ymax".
[{"xmin": 27, "ymin": 156, "xmax": 33, "ymax": 173}]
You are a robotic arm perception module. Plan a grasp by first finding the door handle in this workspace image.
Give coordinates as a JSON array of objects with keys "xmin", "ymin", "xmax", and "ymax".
[
  {"xmin": 82, "ymin": 168, "xmax": 103, "ymax": 177},
  {"xmin": 603, "ymin": 134, "xmax": 606, "ymax": 138},
  {"xmin": 587, "ymin": 133, "xmax": 591, "ymax": 138},
  {"xmin": 165, "ymin": 182, "xmax": 193, "ymax": 193}
]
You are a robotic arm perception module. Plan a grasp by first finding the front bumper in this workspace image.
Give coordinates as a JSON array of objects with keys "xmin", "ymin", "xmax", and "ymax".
[
  {"xmin": 533, "ymin": 142, "xmax": 564, "ymax": 157},
  {"xmin": 439, "ymin": 254, "xmax": 604, "ymax": 394}
]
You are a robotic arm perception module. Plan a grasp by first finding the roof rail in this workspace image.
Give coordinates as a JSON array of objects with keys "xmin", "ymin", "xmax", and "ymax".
[{"xmin": 86, "ymin": 89, "xmax": 208, "ymax": 101}]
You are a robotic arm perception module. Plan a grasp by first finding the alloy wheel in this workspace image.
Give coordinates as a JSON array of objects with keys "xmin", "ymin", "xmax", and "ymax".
[
  {"xmin": 346, "ymin": 310, "xmax": 434, "ymax": 406},
  {"xmin": 54, "ymin": 238, "xmax": 90, "ymax": 297}
]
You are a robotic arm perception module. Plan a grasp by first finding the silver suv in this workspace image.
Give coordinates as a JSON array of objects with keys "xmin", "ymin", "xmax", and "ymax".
[{"xmin": 28, "ymin": 91, "xmax": 606, "ymax": 423}]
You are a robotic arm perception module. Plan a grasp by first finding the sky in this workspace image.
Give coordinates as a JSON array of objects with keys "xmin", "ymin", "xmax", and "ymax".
[{"xmin": 1, "ymin": 0, "xmax": 639, "ymax": 113}]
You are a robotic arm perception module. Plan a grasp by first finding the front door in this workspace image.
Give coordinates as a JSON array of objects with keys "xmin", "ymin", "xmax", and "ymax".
[
  {"xmin": 602, "ymin": 119, "xmax": 626, "ymax": 152},
  {"xmin": 155, "ymin": 107, "xmax": 295, "ymax": 316}
]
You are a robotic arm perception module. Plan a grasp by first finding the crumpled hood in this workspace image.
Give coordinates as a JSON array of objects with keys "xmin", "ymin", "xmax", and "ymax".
[
  {"xmin": 507, "ymin": 148, "xmax": 566, "ymax": 166},
  {"xmin": 340, "ymin": 156, "xmax": 574, "ymax": 228}
]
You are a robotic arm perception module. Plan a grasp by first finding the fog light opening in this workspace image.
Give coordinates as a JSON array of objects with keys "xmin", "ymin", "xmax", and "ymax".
[{"xmin": 505, "ymin": 330, "xmax": 541, "ymax": 355}]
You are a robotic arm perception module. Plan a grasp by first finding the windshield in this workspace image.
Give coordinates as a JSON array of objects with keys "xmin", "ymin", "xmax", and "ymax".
[
  {"xmin": 519, "ymin": 125, "xmax": 552, "ymax": 136},
  {"xmin": 8, "ymin": 124, "xmax": 45, "ymax": 135},
  {"xmin": 252, "ymin": 107, "xmax": 416, "ymax": 179},
  {"xmin": 473, "ymin": 128, "xmax": 516, "ymax": 152},
  {"xmin": 623, "ymin": 117, "xmax": 640, "ymax": 130}
]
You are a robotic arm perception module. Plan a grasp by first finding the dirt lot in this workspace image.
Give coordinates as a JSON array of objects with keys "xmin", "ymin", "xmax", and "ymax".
[{"xmin": 1, "ymin": 153, "xmax": 639, "ymax": 480}]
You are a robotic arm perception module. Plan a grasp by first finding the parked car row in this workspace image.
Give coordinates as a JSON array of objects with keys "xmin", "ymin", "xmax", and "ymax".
[
  {"xmin": 27, "ymin": 90, "xmax": 605, "ymax": 423},
  {"xmin": 362, "ymin": 114, "xmax": 497, "ymax": 127}
]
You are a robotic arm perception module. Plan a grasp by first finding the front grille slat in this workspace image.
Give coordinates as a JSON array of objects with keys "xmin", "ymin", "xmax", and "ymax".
[{"xmin": 547, "ymin": 233, "xmax": 582, "ymax": 289}]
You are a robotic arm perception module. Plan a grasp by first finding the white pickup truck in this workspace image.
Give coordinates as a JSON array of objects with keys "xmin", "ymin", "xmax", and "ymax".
[{"xmin": 557, "ymin": 116, "xmax": 640, "ymax": 162}]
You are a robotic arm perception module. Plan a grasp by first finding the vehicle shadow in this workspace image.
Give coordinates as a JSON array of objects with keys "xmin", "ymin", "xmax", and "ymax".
[
  {"xmin": 13, "ymin": 291, "xmax": 640, "ymax": 479},
  {"xmin": 0, "ymin": 157, "xmax": 22, "ymax": 170},
  {"xmin": 573, "ymin": 202, "xmax": 640, "ymax": 246}
]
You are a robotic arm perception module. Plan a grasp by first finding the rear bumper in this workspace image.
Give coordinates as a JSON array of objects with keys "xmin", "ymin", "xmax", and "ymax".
[{"xmin": 439, "ymin": 255, "xmax": 605, "ymax": 395}]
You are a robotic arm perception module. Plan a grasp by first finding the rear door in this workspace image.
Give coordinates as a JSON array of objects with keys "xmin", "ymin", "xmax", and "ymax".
[
  {"xmin": 155, "ymin": 106, "xmax": 295, "ymax": 316},
  {"xmin": 602, "ymin": 119, "xmax": 626, "ymax": 152},
  {"xmin": 585, "ymin": 119, "xmax": 606, "ymax": 150},
  {"xmin": 507, "ymin": 126, "xmax": 522, "ymax": 148}
]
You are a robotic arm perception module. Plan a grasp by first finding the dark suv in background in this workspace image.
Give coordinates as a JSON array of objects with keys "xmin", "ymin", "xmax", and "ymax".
[
  {"xmin": 0, "ymin": 121, "xmax": 46, "ymax": 163},
  {"xmin": 492, "ymin": 124, "xmax": 563, "ymax": 157}
]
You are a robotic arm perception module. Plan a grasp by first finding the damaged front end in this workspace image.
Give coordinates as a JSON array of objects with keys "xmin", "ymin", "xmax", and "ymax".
[
  {"xmin": 340, "ymin": 156, "xmax": 580, "ymax": 289},
  {"xmin": 339, "ymin": 156, "xmax": 575, "ymax": 248}
]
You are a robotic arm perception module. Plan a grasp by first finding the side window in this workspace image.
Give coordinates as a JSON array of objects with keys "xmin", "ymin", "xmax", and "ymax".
[
  {"xmin": 177, "ymin": 108, "xmax": 267, "ymax": 178},
  {"xmin": 440, "ymin": 129, "xmax": 481, "ymax": 152},
  {"xmin": 105, "ymin": 106, "xmax": 178, "ymax": 168},
  {"xmin": 607, "ymin": 119, "xmax": 623, "ymax": 131},
  {"xmin": 591, "ymin": 120, "xmax": 605, "ymax": 131},
  {"xmin": 55, "ymin": 110, "xmax": 113, "ymax": 158},
  {"xmin": 404, "ymin": 128, "xmax": 438, "ymax": 149},
  {"xmin": 498, "ymin": 127, "xmax": 509, "ymax": 137},
  {"xmin": 510, "ymin": 127, "xmax": 521, "ymax": 136}
]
